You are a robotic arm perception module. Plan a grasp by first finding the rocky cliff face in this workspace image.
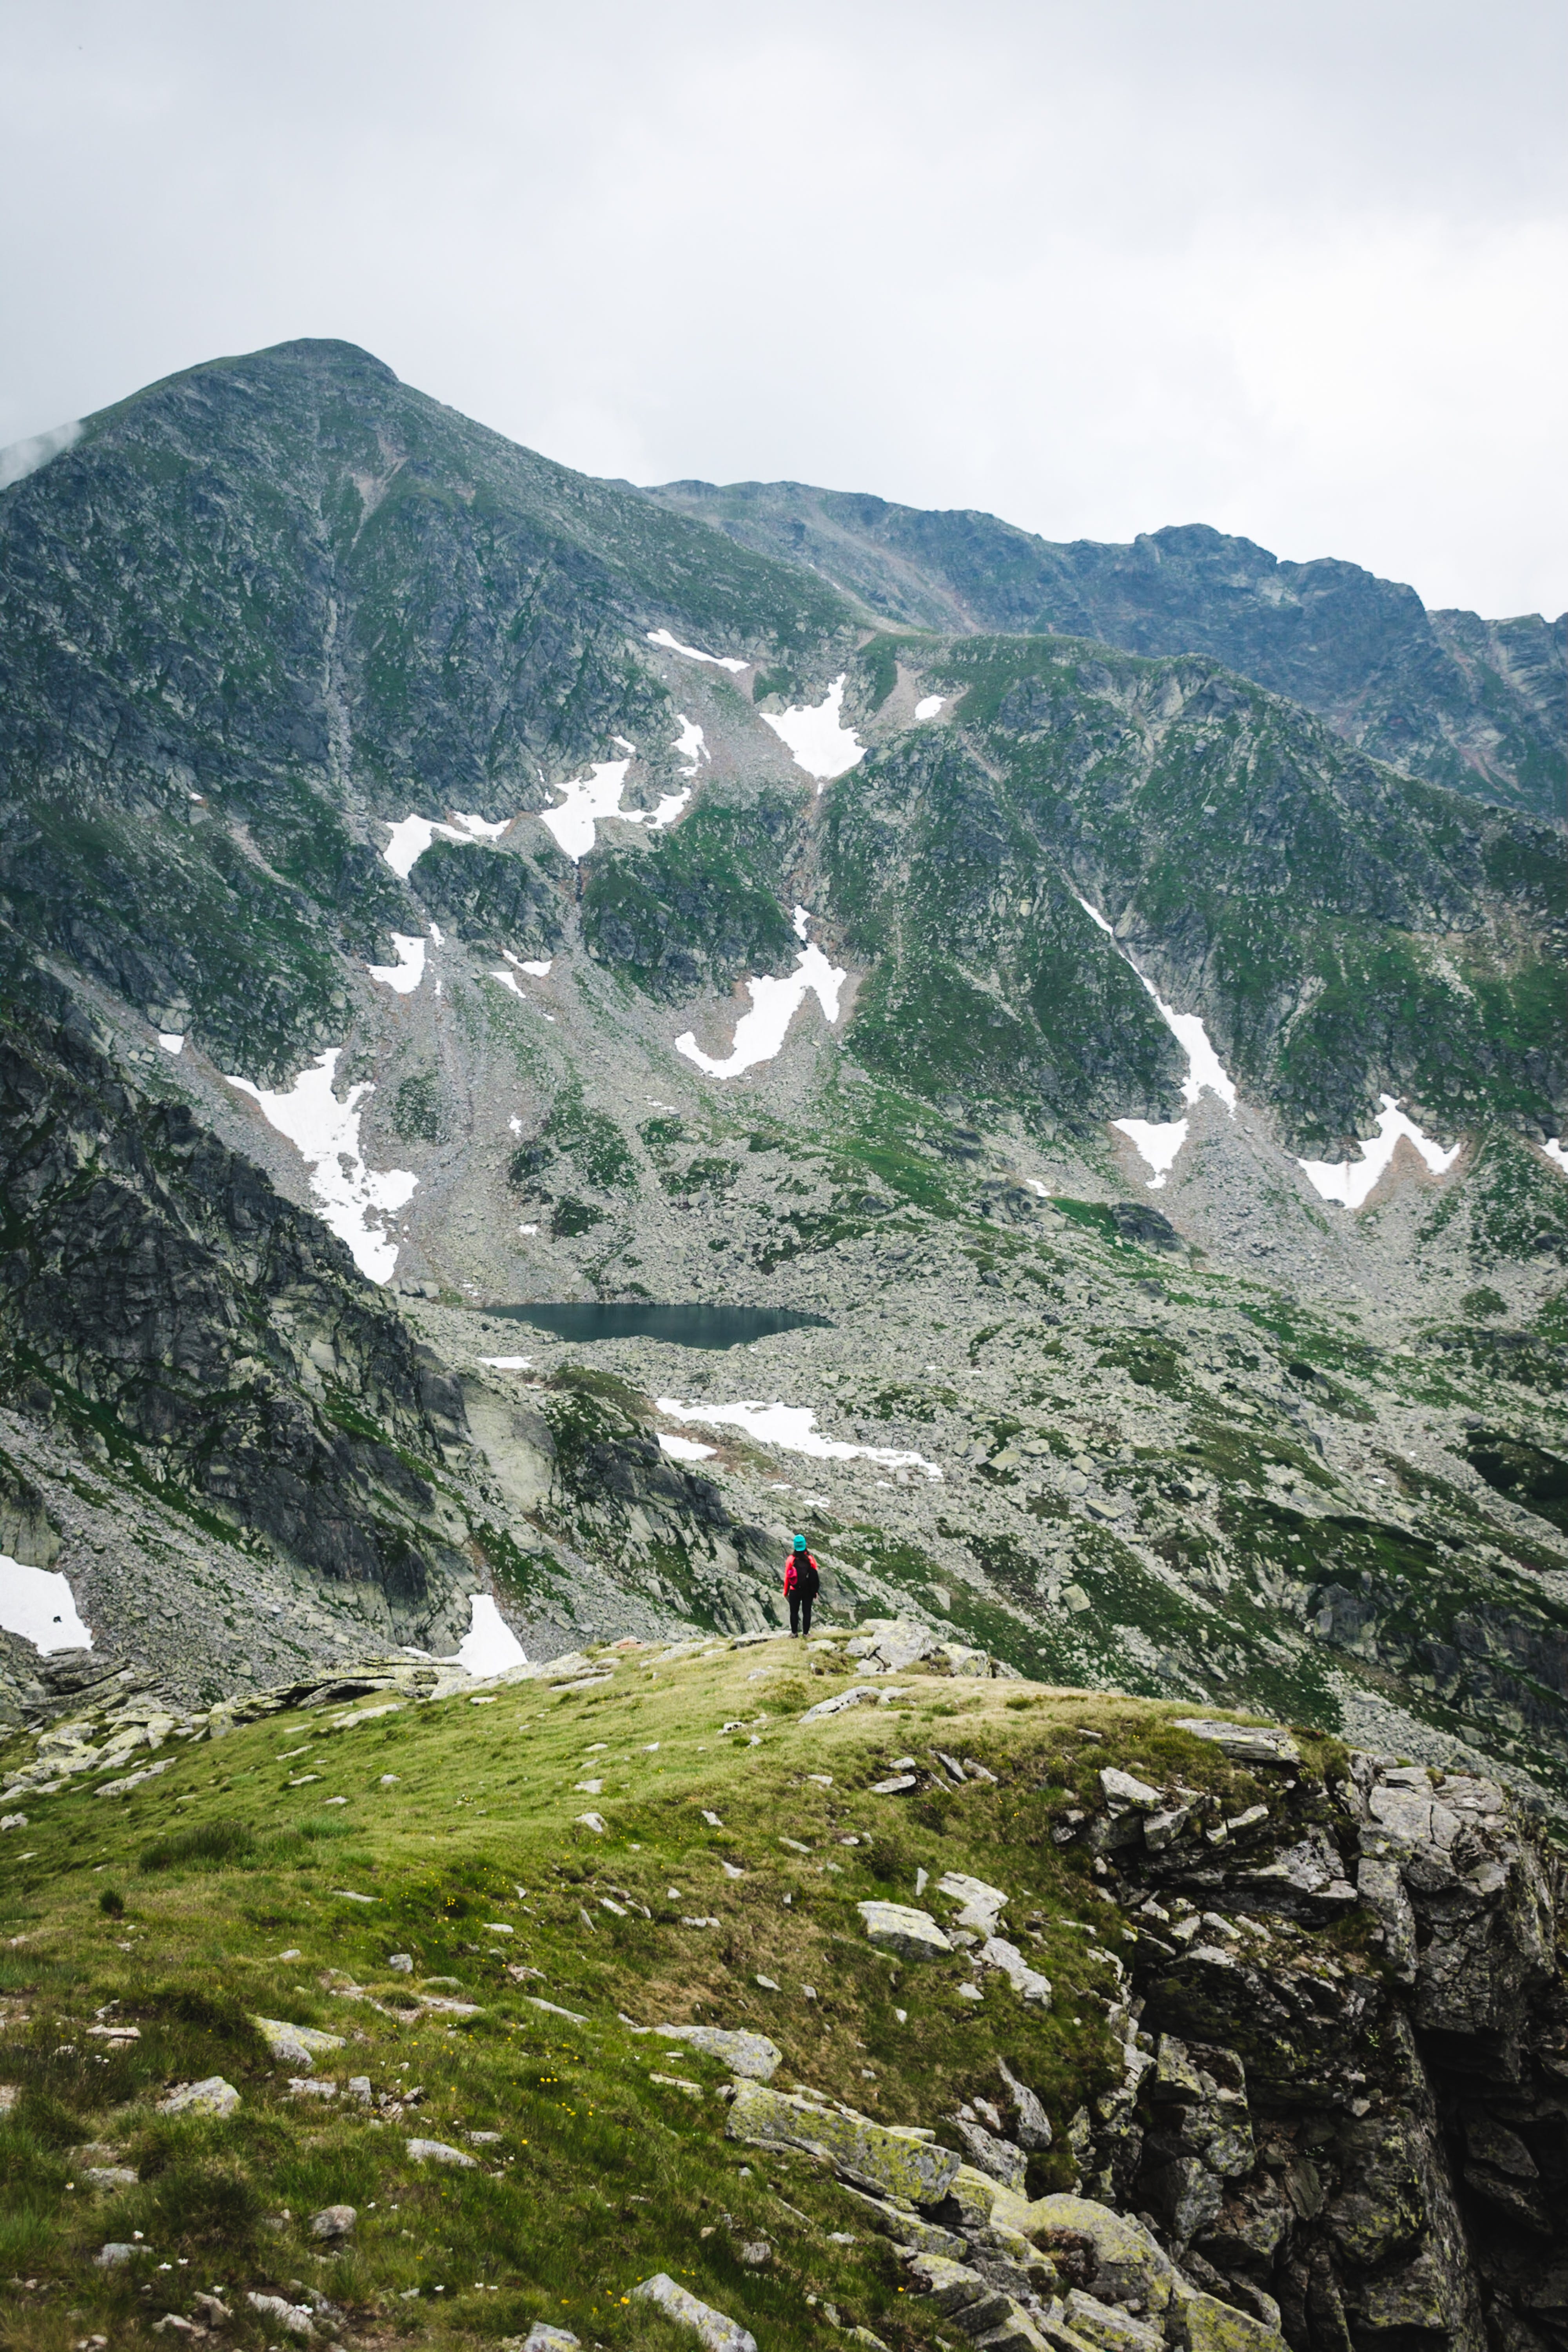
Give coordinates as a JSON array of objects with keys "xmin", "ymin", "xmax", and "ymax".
[
  {"xmin": 1053, "ymin": 1731, "xmax": 1568, "ymax": 2352},
  {"xmin": 0, "ymin": 337, "xmax": 853, "ymax": 1081},
  {"xmin": 0, "ymin": 987, "xmax": 479, "ymax": 1647},
  {"xmin": 0, "ymin": 991, "xmax": 798, "ymax": 1714},
  {"xmin": 647, "ymin": 485, "xmax": 1567, "ymax": 822}
]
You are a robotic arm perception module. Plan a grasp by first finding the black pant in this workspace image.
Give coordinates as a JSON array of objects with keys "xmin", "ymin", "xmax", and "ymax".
[{"xmin": 789, "ymin": 1590, "xmax": 814, "ymax": 1636}]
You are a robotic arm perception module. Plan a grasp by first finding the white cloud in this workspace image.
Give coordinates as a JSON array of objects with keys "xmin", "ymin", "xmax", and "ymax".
[
  {"xmin": 0, "ymin": 418, "xmax": 81, "ymax": 490},
  {"xmin": 1, "ymin": 2, "xmax": 1563, "ymax": 614}
]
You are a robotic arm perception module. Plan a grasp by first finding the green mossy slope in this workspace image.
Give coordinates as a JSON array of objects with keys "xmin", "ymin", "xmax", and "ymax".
[{"xmin": 0, "ymin": 1647, "xmax": 1301, "ymax": 2351}]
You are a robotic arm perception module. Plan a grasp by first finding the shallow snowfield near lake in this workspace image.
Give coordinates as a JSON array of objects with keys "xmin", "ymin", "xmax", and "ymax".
[
  {"xmin": 1077, "ymin": 896, "xmax": 1237, "ymax": 1185},
  {"xmin": 677, "ymin": 908, "xmax": 846, "ymax": 1079},
  {"xmin": 656, "ymin": 1398, "xmax": 942, "ymax": 1480},
  {"xmin": 1298, "ymin": 1095, "xmax": 1461, "ymax": 1208},
  {"xmin": 450, "ymin": 1594, "xmax": 526, "ymax": 1676},
  {"xmin": 657, "ymin": 1431, "xmax": 717, "ymax": 1463},
  {"xmin": 225, "ymin": 1049, "xmax": 416, "ymax": 1283},
  {"xmin": 760, "ymin": 677, "xmax": 865, "ymax": 785},
  {"xmin": 0, "ymin": 1556, "xmax": 91, "ymax": 1654}
]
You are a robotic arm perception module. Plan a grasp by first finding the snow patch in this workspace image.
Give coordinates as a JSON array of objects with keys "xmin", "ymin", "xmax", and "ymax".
[
  {"xmin": 450, "ymin": 1595, "xmax": 527, "ymax": 1676},
  {"xmin": 368, "ymin": 933, "xmax": 427, "ymax": 994},
  {"xmin": 382, "ymin": 812, "xmax": 513, "ymax": 878},
  {"xmin": 761, "ymin": 676, "xmax": 866, "ymax": 787},
  {"xmin": 657, "ymin": 1398, "xmax": 942, "ymax": 1480},
  {"xmin": 479, "ymin": 1355, "xmax": 534, "ymax": 1370},
  {"xmin": 676, "ymin": 908, "xmax": 845, "ymax": 1079},
  {"xmin": 1078, "ymin": 895, "xmax": 1238, "ymax": 1187},
  {"xmin": 658, "ymin": 1431, "xmax": 718, "ymax": 1463},
  {"xmin": 540, "ymin": 758, "xmax": 646, "ymax": 861},
  {"xmin": 914, "ymin": 694, "xmax": 947, "ymax": 722},
  {"xmin": 488, "ymin": 969, "xmax": 555, "ymax": 1019},
  {"xmin": 157, "ymin": 1032, "xmax": 185, "ymax": 1056},
  {"xmin": 1545, "ymin": 1139, "xmax": 1568, "ymax": 1179},
  {"xmin": 224, "ymin": 1050, "xmax": 417, "ymax": 1284},
  {"xmin": 1298, "ymin": 1095, "xmax": 1462, "ymax": 1209},
  {"xmin": 674, "ymin": 715, "xmax": 708, "ymax": 771},
  {"xmin": 381, "ymin": 815, "xmax": 468, "ymax": 879},
  {"xmin": 650, "ymin": 788, "xmax": 692, "ymax": 828},
  {"xmin": 646, "ymin": 628, "xmax": 748, "ymax": 673},
  {"xmin": 1112, "ymin": 1118, "xmax": 1190, "ymax": 1186},
  {"xmin": 0, "ymin": 1557, "xmax": 91, "ymax": 1654}
]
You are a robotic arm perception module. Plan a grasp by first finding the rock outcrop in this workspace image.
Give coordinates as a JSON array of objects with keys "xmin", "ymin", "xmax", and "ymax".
[
  {"xmin": 722, "ymin": 1715, "xmax": 1568, "ymax": 2352},
  {"xmin": 1049, "ymin": 1739, "xmax": 1568, "ymax": 2352}
]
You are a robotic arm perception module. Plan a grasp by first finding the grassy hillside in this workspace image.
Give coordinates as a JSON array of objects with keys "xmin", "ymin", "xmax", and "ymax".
[
  {"xmin": 0, "ymin": 1639, "xmax": 1332, "ymax": 2351},
  {"xmin": 828, "ymin": 634, "xmax": 1568, "ymax": 1152}
]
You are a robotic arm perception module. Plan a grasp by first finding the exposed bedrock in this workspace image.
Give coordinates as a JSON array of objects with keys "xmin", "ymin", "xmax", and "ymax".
[{"xmin": 1055, "ymin": 1742, "xmax": 1567, "ymax": 2352}]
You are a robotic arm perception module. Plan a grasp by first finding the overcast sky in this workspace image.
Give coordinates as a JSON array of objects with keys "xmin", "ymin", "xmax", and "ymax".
[{"xmin": 3, "ymin": 0, "xmax": 1564, "ymax": 616}]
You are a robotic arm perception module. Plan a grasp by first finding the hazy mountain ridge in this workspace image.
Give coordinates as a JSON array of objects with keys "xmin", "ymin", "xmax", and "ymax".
[
  {"xmin": 0, "ymin": 338, "xmax": 857, "ymax": 1078},
  {"xmin": 646, "ymin": 481, "xmax": 1568, "ymax": 823}
]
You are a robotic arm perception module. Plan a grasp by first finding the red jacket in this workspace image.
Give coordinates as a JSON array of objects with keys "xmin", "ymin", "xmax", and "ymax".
[{"xmin": 784, "ymin": 1551, "xmax": 820, "ymax": 1595}]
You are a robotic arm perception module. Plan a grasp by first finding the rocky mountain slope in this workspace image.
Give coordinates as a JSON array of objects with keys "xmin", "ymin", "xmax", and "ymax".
[
  {"xmin": 646, "ymin": 483, "xmax": 1566, "ymax": 823},
  {"xmin": 0, "ymin": 337, "xmax": 1565, "ymax": 1828},
  {"xmin": 0, "ymin": 1640, "xmax": 1564, "ymax": 2352}
]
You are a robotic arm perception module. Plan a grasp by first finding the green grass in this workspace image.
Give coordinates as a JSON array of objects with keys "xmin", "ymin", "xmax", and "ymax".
[{"xmin": 0, "ymin": 1645, "xmax": 1321, "ymax": 2352}]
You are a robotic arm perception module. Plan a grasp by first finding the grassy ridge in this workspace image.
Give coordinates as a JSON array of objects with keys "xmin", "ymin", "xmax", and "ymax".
[{"xmin": 0, "ymin": 1642, "xmax": 1307, "ymax": 2351}]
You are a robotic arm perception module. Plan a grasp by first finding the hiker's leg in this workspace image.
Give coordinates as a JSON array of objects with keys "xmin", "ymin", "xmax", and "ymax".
[
  {"xmin": 789, "ymin": 1593, "xmax": 801, "ymax": 1636},
  {"xmin": 801, "ymin": 1592, "xmax": 814, "ymax": 1636}
]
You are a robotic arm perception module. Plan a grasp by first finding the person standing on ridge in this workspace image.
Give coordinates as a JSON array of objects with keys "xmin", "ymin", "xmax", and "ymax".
[{"xmin": 784, "ymin": 1534, "xmax": 820, "ymax": 1637}]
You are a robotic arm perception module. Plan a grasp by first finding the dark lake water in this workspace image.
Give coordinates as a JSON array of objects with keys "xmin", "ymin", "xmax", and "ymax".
[{"xmin": 489, "ymin": 1303, "xmax": 831, "ymax": 1350}]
